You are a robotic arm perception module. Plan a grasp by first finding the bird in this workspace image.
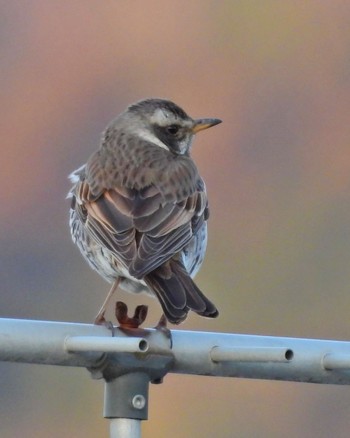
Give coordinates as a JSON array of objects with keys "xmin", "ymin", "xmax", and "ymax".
[{"xmin": 68, "ymin": 98, "xmax": 221, "ymax": 326}]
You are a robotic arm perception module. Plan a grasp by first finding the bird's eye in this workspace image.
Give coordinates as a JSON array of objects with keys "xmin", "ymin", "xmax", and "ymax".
[{"xmin": 166, "ymin": 125, "xmax": 179, "ymax": 135}]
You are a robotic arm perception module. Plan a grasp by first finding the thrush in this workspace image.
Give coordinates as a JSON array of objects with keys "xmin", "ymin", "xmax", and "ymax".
[{"xmin": 68, "ymin": 98, "xmax": 221, "ymax": 325}]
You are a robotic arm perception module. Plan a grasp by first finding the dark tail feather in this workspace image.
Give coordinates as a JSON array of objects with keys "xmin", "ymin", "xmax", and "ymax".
[
  {"xmin": 144, "ymin": 268, "xmax": 188, "ymax": 324},
  {"xmin": 171, "ymin": 260, "xmax": 219, "ymax": 318},
  {"xmin": 144, "ymin": 259, "xmax": 219, "ymax": 324}
]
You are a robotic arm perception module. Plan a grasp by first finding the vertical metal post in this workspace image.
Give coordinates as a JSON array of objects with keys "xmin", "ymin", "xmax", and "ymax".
[
  {"xmin": 110, "ymin": 419, "xmax": 141, "ymax": 438},
  {"xmin": 104, "ymin": 372, "xmax": 149, "ymax": 438}
]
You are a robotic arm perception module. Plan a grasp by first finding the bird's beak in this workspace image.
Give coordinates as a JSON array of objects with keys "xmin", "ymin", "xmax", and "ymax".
[{"xmin": 192, "ymin": 118, "xmax": 222, "ymax": 134}]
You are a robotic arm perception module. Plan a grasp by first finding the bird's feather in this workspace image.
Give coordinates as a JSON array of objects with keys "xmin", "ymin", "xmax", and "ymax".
[{"xmin": 144, "ymin": 259, "xmax": 218, "ymax": 324}]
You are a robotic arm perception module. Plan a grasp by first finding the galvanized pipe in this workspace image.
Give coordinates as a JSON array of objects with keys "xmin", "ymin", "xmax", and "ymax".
[
  {"xmin": 323, "ymin": 353, "xmax": 350, "ymax": 370},
  {"xmin": 65, "ymin": 336, "xmax": 149, "ymax": 354},
  {"xmin": 1, "ymin": 318, "xmax": 350, "ymax": 384},
  {"xmin": 210, "ymin": 346, "xmax": 293, "ymax": 363},
  {"xmin": 110, "ymin": 419, "xmax": 141, "ymax": 438}
]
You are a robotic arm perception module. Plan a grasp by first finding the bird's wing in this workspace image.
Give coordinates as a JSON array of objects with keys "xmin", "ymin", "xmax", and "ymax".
[{"xmin": 72, "ymin": 156, "xmax": 208, "ymax": 280}]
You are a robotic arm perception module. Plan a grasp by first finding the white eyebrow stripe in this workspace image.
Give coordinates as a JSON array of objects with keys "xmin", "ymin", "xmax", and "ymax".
[
  {"xmin": 150, "ymin": 108, "xmax": 170, "ymax": 126},
  {"xmin": 137, "ymin": 130, "xmax": 170, "ymax": 151}
]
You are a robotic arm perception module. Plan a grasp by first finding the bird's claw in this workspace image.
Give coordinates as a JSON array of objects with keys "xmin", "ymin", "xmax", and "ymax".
[
  {"xmin": 154, "ymin": 313, "xmax": 172, "ymax": 348},
  {"xmin": 155, "ymin": 313, "xmax": 168, "ymax": 330},
  {"xmin": 93, "ymin": 312, "xmax": 115, "ymax": 334},
  {"xmin": 94, "ymin": 312, "xmax": 107, "ymax": 326}
]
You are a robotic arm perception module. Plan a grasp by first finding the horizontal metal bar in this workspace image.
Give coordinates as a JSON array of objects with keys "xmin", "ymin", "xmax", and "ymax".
[
  {"xmin": 170, "ymin": 330, "xmax": 350, "ymax": 384},
  {"xmin": 2, "ymin": 318, "xmax": 350, "ymax": 385},
  {"xmin": 210, "ymin": 346, "xmax": 293, "ymax": 363},
  {"xmin": 0, "ymin": 318, "xmax": 110, "ymax": 366},
  {"xmin": 65, "ymin": 336, "xmax": 149, "ymax": 354}
]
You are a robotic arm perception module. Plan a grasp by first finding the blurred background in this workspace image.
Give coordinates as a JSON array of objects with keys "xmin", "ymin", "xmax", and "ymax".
[{"xmin": 1, "ymin": 1, "xmax": 350, "ymax": 436}]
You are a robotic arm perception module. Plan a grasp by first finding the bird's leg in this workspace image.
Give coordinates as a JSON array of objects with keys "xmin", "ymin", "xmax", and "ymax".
[
  {"xmin": 94, "ymin": 278, "xmax": 121, "ymax": 325},
  {"xmin": 115, "ymin": 301, "xmax": 148, "ymax": 329}
]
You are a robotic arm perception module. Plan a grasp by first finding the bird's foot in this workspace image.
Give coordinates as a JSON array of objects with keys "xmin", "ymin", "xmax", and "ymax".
[
  {"xmin": 94, "ymin": 311, "xmax": 107, "ymax": 325},
  {"xmin": 115, "ymin": 301, "xmax": 148, "ymax": 329},
  {"xmin": 155, "ymin": 313, "xmax": 168, "ymax": 330},
  {"xmin": 154, "ymin": 314, "xmax": 172, "ymax": 347},
  {"xmin": 93, "ymin": 312, "xmax": 114, "ymax": 332}
]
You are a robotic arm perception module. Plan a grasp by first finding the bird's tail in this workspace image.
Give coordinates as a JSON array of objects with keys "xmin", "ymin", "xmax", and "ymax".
[{"xmin": 144, "ymin": 259, "xmax": 218, "ymax": 324}]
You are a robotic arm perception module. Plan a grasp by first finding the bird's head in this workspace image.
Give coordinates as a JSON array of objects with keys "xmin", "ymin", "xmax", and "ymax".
[{"xmin": 122, "ymin": 98, "xmax": 222, "ymax": 156}]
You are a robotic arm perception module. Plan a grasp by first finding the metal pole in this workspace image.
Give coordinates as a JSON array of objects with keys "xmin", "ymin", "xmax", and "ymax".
[
  {"xmin": 110, "ymin": 419, "xmax": 141, "ymax": 438},
  {"xmin": 3, "ymin": 318, "xmax": 350, "ymax": 384},
  {"xmin": 210, "ymin": 346, "xmax": 293, "ymax": 362},
  {"xmin": 3, "ymin": 318, "xmax": 350, "ymax": 436},
  {"xmin": 104, "ymin": 372, "xmax": 149, "ymax": 438},
  {"xmin": 64, "ymin": 336, "xmax": 149, "ymax": 354}
]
